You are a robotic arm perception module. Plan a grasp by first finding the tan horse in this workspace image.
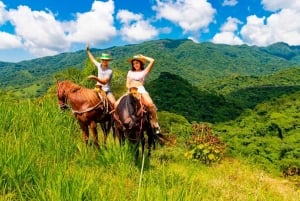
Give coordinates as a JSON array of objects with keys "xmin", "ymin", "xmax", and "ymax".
[{"xmin": 56, "ymin": 80, "xmax": 113, "ymax": 149}]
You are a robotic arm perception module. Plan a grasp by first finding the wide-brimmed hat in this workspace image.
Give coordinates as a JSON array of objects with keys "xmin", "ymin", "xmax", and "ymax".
[
  {"xmin": 127, "ymin": 55, "xmax": 146, "ymax": 65},
  {"xmin": 98, "ymin": 53, "xmax": 113, "ymax": 61}
]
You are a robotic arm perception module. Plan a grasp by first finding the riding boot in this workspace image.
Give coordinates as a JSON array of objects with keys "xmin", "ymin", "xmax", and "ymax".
[{"xmin": 148, "ymin": 105, "xmax": 160, "ymax": 134}]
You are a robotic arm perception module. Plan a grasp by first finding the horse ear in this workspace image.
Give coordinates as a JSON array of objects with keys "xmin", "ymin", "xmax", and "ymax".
[{"xmin": 56, "ymin": 79, "xmax": 62, "ymax": 85}]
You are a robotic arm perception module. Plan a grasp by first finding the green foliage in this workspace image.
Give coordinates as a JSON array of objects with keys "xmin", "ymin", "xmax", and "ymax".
[
  {"xmin": 205, "ymin": 67, "xmax": 300, "ymax": 109},
  {"xmin": 261, "ymin": 42, "xmax": 300, "ymax": 60},
  {"xmin": 2, "ymin": 39, "xmax": 300, "ymax": 181},
  {"xmin": 158, "ymin": 111, "xmax": 190, "ymax": 136},
  {"xmin": 148, "ymin": 72, "xmax": 243, "ymax": 123},
  {"xmin": 0, "ymin": 94, "xmax": 299, "ymax": 200},
  {"xmin": 2, "ymin": 39, "xmax": 300, "ymax": 99},
  {"xmin": 55, "ymin": 67, "xmax": 85, "ymax": 84},
  {"xmin": 214, "ymin": 91, "xmax": 300, "ymax": 174},
  {"xmin": 185, "ymin": 123, "xmax": 226, "ymax": 165}
]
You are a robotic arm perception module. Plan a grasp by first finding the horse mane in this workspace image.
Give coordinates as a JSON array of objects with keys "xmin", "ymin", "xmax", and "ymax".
[
  {"xmin": 119, "ymin": 94, "xmax": 140, "ymax": 115},
  {"xmin": 63, "ymin": 80, "xmax": 81, "ymax": 92},
  {"xmin": 61, "ymin": 80, "xmax": 100, "ymax": 104},
  {"xmin": 121, "ymin": 94, "xmax": 136, "ymax": 114}
]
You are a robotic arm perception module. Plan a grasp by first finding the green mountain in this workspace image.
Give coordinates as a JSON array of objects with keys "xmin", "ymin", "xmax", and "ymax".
[
  {"xmin": 204, "ymin": 67, "xmax": 300, "ymax": 108},
  {"xmin": 147, "ymin": 72, "xmax": 242, "ymax": 123},
  {"xmin": 1, "ymin": 39, "xmax": 300, "ymax": 93},
  {"xmin": 214, "ymin": 90, "xmax": 300, "ymax": 173}
]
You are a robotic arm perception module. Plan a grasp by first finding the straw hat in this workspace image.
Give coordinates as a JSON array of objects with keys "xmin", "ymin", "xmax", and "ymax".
[
  {"xmin": 127, "ymin": 55, "xmax": 146, "ymax": 65},
  {"xmin": 98, "ymin": 53, "xmax": 113, "ymax": 61}
]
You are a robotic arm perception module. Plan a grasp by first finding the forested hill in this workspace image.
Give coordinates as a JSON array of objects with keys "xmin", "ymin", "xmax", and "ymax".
[
  {"xmin": 147, "ymin": 68, "xmax": 300, "ymax": 123},
  {"xmin": 1, "ymin": 39, "xmax": 300, "ymax": 94}
]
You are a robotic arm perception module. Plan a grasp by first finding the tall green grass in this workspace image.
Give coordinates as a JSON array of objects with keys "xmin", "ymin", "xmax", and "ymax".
[{"xmin": 0, "ymin": 94, "xmax": 299, "ymax": 200}]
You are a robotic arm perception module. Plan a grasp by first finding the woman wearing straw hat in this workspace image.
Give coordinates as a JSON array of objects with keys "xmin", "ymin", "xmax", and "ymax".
[
  {"xmin": 126, "ymin": 54, "xmax": 160, "ymax": 134},
  {"xmin": 86, "ymin": 43, "xmax": 116, "ymax": 107}
]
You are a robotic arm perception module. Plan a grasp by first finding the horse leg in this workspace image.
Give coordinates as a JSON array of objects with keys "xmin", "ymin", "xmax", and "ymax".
[
  {"xmin": 111, "ymin": 122, "xmax": 118, "ymax": 143},
  {"xmin": 114, "ymin": 126, "xmax": 125, "ymax": 146},
  {"xmin": 100, "ymin": 121, "xmax": 109, "ymax": 145},
  {"xmin": 100, "ymin": 122, "xmax": 106, "ymax": 144},
  {"xmin": 90, "ymin": 121, "xmax": 100, "ymax": 149},
  {"xmin": 78, "ymin": 121, "xmax": 89, "ymax": 146},
  {"xmin": 100, "ymin": 114, "xmax": 113, "ymax": 144},
  {"xmin": 134, "ymin": 142, "xmax": 140, "ymax": 164},
  {"xmin": 146, "ymin": 124, "xmax": 155, "ymax": 157}
]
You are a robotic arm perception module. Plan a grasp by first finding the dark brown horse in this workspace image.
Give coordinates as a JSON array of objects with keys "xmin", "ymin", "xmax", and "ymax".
[
  {"xmin": 56, "ymin": 80, "xmax": 113, "ymax": 149},
  {"xmin": 113, "ymin": 92, "xmax": 157, "ymax": 159}
]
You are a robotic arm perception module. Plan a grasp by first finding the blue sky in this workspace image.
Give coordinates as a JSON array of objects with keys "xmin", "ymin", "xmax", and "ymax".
[{"xmin": 0, "ymin": 0, "xmax": 299, "ymax": 62}]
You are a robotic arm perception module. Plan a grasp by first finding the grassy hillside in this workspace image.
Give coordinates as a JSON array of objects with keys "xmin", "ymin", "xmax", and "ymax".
[
  {"xmin": 1, "ymin": 40, "xmax": 300, "ymax": 199},
  {"xmin": 0, "ymin": 93, "xmax": 299, "ymax": 200}
]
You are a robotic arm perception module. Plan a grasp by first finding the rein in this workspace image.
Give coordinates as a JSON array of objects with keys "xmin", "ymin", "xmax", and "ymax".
[
  {"xmin": 124, "ymin": 101, "xmax": 146, "ymax": 142},
  {"xmin": 71, "ymin": 93, "xmax": 108, "ymax": 114},
  {"xmin": 59, "ymin": 84, "xmax": 108, "ymax": 114},
  {"xmin": 124, "ymin": 116, "xmax": 144, "ymax": 142},
  {"xmin": 71, "ymin": 100, "xmax": 104, "ymax": 114}
]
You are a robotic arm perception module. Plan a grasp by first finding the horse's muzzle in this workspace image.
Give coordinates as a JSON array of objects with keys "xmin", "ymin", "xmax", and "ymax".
[{"xmin": 59, "ymin": 104, "xmax": 68, "ymax": 110}]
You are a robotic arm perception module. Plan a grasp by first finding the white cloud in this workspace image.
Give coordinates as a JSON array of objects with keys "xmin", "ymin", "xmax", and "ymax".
[
  {"xmin": 222, "ymin": 0, "xmax": 238, "ymax": 7},
  {"xmin": 66, "ymin": 0, "xmax": 117, "ymax": 44},
  {"xmin": 117, "ymin": 10, "xmax": 158, "ymax": 42},
  {"xmin": 0, "ymin": 1, "xmax": 7, "ymax": 24},
  {"xmin": 153, "ymin": 0, "xmax": 216, "ymax": 33},
  {"xmin": 262, "ymin": 0, "xmax": 300, "ymax": 12},
  {"xmin": 220, "ymin": 17, "xmax": 241, "ymax": 32},
  {"xmin": 240, "ymin": 9, "xmax": 300, "ymax": 46},
  {"xmin": 213, "ymin": 32, "xmax": 243, "ymax": 45},
  {"xmin": 2, "ymin": 0, "xmax": 300, "ymax": 62},
  {"xmin": 7, "ymin": 5, "xmax": 69, "ymax": 57},
  {"xmin": 188, "ymin": 36, "xmax": 199, "ymax": 43},
  {"xmin": 0, "ymin": 32, "xmax": 22, "ymax": 49},
  {"xmin": 212, "ymin": 17, "xmax": 243, "ymax": 45},
  {"xmin": 0, "ymin": 0, "xmax": 118, "ymax": 59},
  {"xmin": 117, "ymin": 9, "xmax": 142, "ymax": 24},
  {"xmin": 240, "ymin": 16, "xmax": 273, "ymax": 46}
]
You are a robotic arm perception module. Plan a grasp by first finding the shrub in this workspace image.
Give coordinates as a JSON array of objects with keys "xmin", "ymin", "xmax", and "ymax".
[{"xmin": 185, "ymin": 123, "xmax": 226, "ymax": 164}]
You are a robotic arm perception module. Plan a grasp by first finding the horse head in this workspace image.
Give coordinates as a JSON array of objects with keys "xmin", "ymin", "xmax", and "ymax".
[
  {"xmin": 117, "ymin": 94, "xmax": 143, "ymax": 128},
  {"xmin": 56, "ymin": 81, "xmax": 69, "ymax": 110}
]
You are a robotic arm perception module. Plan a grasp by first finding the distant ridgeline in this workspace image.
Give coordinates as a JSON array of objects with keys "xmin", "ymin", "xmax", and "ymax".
[
  {"xmin": 1, "ymin": 40, "xmax": 300, "ymax": 89},
  {"xmin": 1, "ymin": 39, "xmax": 300, "ymax": 107}
]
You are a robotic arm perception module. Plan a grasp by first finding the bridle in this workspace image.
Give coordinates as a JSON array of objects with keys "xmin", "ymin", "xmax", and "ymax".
[
  {"xmin": 57, "ymin": 83, "xmax": 68, "ymax": 110},
  {"xmin": 57, "ymin": 82, "xmax": 107, "ymax": 113},
  {"xmin": 123, "ymin": 97, "xmax": 146, "ymax": 142}
]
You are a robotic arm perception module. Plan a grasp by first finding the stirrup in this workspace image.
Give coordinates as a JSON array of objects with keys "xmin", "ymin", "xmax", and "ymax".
[{"xmin": 154, "ymin": 127, "xmax": 161, "ymax": 134}]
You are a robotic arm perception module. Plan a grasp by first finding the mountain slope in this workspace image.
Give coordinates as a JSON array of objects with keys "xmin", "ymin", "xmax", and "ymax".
[
  {"xmin": 147, "ymin": 72, "xmax": 242, "ymax": 123},
  {"xmin": 1, "ymin": 39, "xmax": 300, "ymax": 92},
  {"xmin": 214, "ymin": 90, "xmax": 300, "ymax": 173}
]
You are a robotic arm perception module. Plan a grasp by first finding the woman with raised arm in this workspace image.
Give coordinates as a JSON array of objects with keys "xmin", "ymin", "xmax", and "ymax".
[
  {"xmin": 86, "ymin": 43, "xmax": 116, "ymax": 107},
  {"xmin": 126, "ymin": 54, "xmax": 160, "ymax": 134}
]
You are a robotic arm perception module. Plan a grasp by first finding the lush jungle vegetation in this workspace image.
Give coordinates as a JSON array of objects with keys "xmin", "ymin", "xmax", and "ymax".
[{"xmin": 1, "ymin": 39, "xmax": 300, "ymax": 200}]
